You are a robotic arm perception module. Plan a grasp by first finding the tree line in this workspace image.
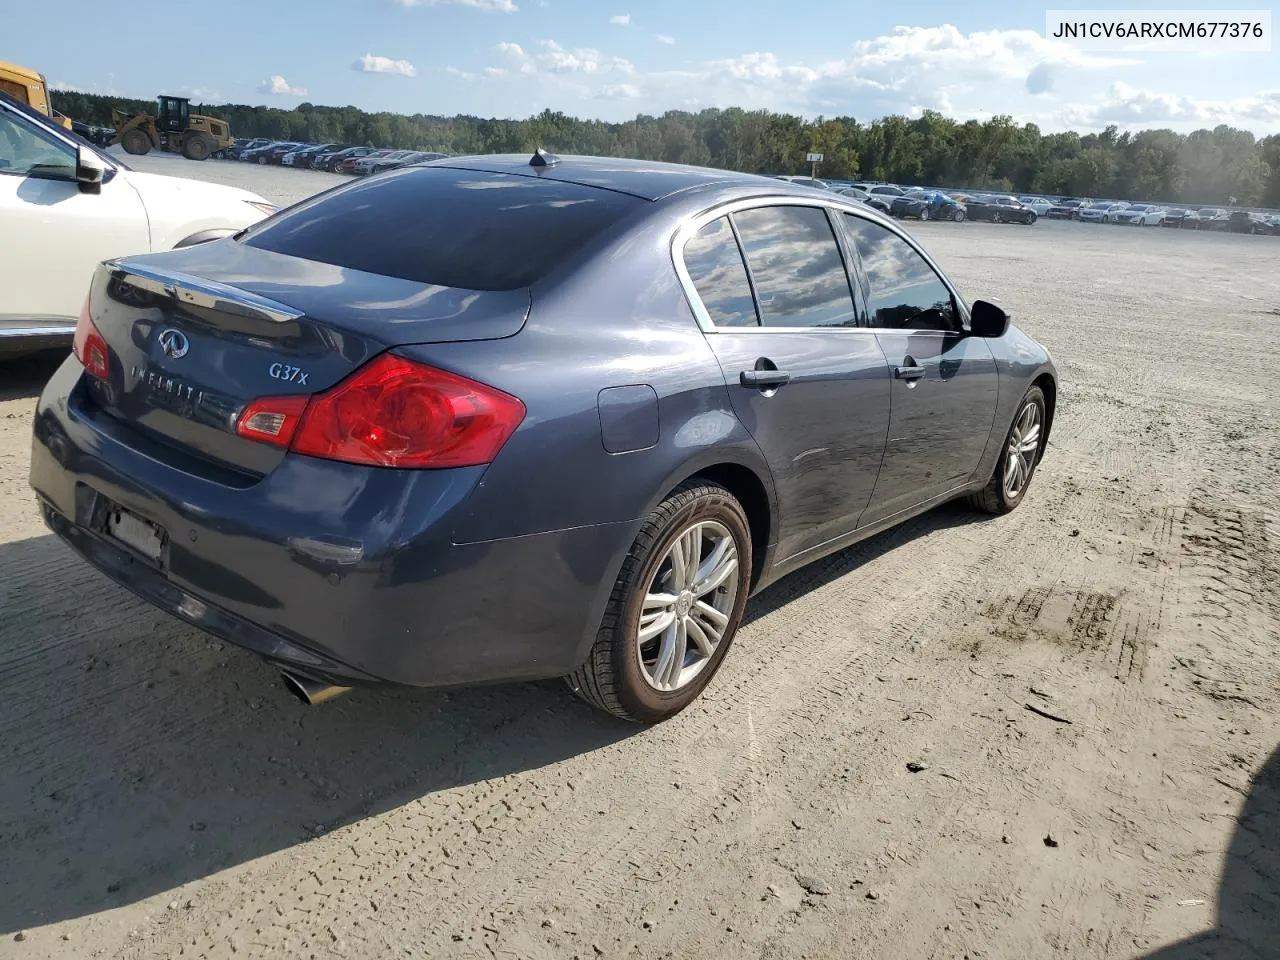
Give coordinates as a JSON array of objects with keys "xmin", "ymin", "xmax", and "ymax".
[{"xmin": 52, "ymin": 89, "xmax": 1280, "ymax": 208}]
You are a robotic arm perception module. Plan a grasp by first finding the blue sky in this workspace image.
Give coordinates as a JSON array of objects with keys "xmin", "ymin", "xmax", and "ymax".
[{"xmin": 11, "ymin": 0, "xmax": 1280, "ymax": 132}]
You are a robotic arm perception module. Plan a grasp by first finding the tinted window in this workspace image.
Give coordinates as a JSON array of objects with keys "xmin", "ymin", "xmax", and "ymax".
[
  {"xmin": 243, "ymin": 167, "xmax": 644, "ymax": 291},
  {"xmin": 683, "ymin": 217, "xmax": 758, "ymax": 327},
  {"xmin": 843, "ymin": 215, "xmax": 956, "ymax": 332},
  {"xmin": 732, "ymin": 206, "xmax": 856, "ymax": 328}
]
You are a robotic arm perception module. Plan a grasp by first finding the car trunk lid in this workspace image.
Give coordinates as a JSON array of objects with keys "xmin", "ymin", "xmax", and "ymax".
[{"xmin": 82, "ymin": 245, "xmax": 530, "ymax": 477}]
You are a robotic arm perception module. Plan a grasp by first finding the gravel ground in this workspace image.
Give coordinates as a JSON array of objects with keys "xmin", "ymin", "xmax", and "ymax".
[{"xmin": 1, "ymin": 162, "xmax": 1278, "ymax": 959}]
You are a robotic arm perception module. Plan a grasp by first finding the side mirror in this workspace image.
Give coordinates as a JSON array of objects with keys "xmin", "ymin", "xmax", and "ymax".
[
  {"xmin": 969, "ymin": 299, "xmax": 1010, "ymax": 338},
  {"xmin": 76, "ymin": 145, "xmax": 105, "ymax": 194}
]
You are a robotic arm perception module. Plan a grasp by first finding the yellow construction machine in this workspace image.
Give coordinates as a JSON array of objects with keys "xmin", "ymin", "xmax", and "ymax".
[
  {"xmin": 0, "ymin": 60, "xmax": 73, "ymax": 129},
  {"xmin": 111, "ymin": 95, "xmax": 233, "ymax": 161}
]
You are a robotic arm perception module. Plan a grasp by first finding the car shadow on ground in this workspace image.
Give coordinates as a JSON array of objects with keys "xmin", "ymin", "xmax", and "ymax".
[
  {"xmin": 0, "ymin": 490, "xmax": 995, "ymax": 935},
  {"xmin": 0, "ymin": 350, "xmax": 64, "ymax": 403},
  {"xmin": 1140, "ymin": 744, "xmax": 1280, "ymax": 960}
]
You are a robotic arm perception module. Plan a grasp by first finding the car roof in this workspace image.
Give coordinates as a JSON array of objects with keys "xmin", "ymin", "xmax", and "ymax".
[{"xmin": 428, "ymin": 154, "xmax": 773, "ymax": 201}]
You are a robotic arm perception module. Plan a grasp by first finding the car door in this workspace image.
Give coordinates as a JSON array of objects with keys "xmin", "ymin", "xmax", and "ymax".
[
  {"xmin": 677, "ymin": 203, "xmax": 892, "ymax": 561},
  {"xmin": 839, "ymin": 212, "xmax": 1000, "ymax": 525},
  {"xmin": 0, "ymin": 101, "xmax": 149, "ymax": 325}
]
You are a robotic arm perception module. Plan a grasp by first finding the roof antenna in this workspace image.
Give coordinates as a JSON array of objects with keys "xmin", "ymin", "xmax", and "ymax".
[{"xmin": 529, "ymin": 148, "xmax": 560, "ymax": 168}]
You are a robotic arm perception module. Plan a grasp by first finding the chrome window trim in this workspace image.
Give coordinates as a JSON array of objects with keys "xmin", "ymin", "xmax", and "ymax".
[
  {"xmin": 106, "ymin": 260, "xmax": 305, "ymax": 324},
  {"xmin": 672, "ymin": 194, "xmax": 970, "ymax": 337}
]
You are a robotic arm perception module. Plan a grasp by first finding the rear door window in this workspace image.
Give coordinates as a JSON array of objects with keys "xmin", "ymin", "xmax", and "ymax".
[
  {"xmin": 243, "ymin": 167, "xmax": 645, "ymax": 291},
  {"xmin": 731, "ymin": 205, "xmax": 857, "ymax": 328},
  {"xmin": 682, "ymin": 216, "xmax": 758, "ymax": 327}
]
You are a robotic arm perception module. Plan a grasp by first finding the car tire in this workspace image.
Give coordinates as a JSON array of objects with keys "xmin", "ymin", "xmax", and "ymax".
[
  {"xmin": 1024, "ymin": 212, "xmax": 1037, "ymax": 225},
  {"xmin": 258, "ymin": 156, "xmax": 268, "ymax": 165},
  {"xmin": 968, "ymin": 386, "xmax": 1046, "ymax": 515},
  {"xmin": 919, "ymin": 208, "xmax": 930, "ymax": 221},
  {"xmin": 566, "ymin": 480, "xmax": 752, "ymax": 723},
  {"xmin": 953, "ymin": 209, "xmax": 965, "ymax": 222},
  {"xmin": 992, "ymin": 211, "xmax": 1002, "ymax": 224},
  {"xmin": 121, "ymin": 128, "xmax": 151, "ymax": 156}
]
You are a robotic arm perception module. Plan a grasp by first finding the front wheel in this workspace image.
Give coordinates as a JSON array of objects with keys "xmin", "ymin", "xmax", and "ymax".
[
  {"xmin": 952, "ymin": 209, "xmax": 966, "ymax": 222},
  {"xmin": 258, "ymin": 156, "xmax": 268, "ymax": 165},
  {"xmin": 1025, "ymin": 212, "xmax": 1037, "ymax": 224},
  {"xmin": 969, "ymin": 386, "xmax": 1046, "ymax": 515},
  {"xmin": 919, "ymin": 208, "xmax": 930, "ymax": 221},
  {"xmin": 567, "ymin": 481, "xmax": 752, "ymax": 723},
  {"xmin": 120, "ymin": 128, "xmax": 151, "ymax": 156},
  {"xmin": 992, "ymin": 211, "xmax": 1002, "ymax": 224}
]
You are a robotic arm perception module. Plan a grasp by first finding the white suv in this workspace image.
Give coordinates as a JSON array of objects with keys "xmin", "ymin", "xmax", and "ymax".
[{"xmin": 0, "ymin": 95, "xmax": 276, "ymax": 358}]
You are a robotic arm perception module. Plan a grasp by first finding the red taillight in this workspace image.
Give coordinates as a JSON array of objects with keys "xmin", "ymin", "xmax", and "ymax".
[
  {"xmin": 237, "ymin": 354, "xmax": 526, "ymax": 469},
  {"xmin": 72, "ymin": 296, "xmax": 110, "ymax": 381}
]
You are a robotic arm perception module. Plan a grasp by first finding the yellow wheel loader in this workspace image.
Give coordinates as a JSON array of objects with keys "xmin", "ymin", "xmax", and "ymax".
[{"xmin": 111, "ymin": 95, "xmax": 233, "ymax": 161}]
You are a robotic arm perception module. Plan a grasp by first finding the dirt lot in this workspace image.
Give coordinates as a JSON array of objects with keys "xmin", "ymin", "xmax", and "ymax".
[{"xmin": 1, "ymin": 164, "xmax": 1278, "ymax": 960}]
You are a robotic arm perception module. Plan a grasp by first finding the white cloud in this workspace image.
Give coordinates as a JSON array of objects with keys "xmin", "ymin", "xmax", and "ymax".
[
  {"xmin": 1064, "ymin": 82, "xmax": 1280, "ymax": 127},
  {"xmin": 394, "ymin": 0, "xmax": 517, "ymax": 10},
  {"xmin": 497, "ymin": 39, "xmax": 632, "ymax": 76},
  {"xmin": 352, "ymin": 54, "xmax": 418, "ymax": 77},
  {"xmin": 466, "ymin": 23, "xmax": 1280, "ymax": 133},
  {"xmin": 655, "ymin": 33, "xmax": 675, "ymax": 45},
  {"xmin": 50, "ymin": 80, "xmax": 75, "ymax": 92},
  {"xmin": 597, "ymin": 83, "xmax": 641, "ymax": 99},
  {"xmin": 446, "ymin": 66, "xmax": 479, "ymax": 81},
  {"xmin": 258, "ymin": 74, "xmax": 307, "ymax": 96},
  {"xmin": 609, "ymin": 13, "xmax": 630, "ymax": 26}
]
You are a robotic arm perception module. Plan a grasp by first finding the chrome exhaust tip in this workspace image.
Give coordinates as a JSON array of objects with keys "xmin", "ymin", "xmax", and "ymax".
[{"xmin": 281, "ymin": 671, "xmax": 351, "ymax": 706}]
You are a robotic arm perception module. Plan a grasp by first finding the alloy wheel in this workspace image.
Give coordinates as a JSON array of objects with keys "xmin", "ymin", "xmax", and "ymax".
[
  {"xmin": 637, "ymin": 520, "xmax": 740, "ymax": 692},
  {"xmin": 1003, "ymin": 401, "xmax": 1042, "ymax": 499}
]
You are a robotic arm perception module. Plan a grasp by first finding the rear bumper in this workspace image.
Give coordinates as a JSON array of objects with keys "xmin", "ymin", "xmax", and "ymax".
[{"xmin": 30, "ymin": 357, "xmax": 637, "ymax": 689}]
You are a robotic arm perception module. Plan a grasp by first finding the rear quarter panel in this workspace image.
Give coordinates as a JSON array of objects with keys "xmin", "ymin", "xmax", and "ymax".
[{"xmin": 398, "ymin": 200, "xmax": 777, "ymax": 547}]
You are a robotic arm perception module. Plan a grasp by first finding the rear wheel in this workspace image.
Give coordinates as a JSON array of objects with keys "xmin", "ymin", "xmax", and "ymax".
[
  {"xmin": 182, "ymin": 134, "xmax": 213, "ymax": 161},
  {"xmin": 969, "ymin": 386, "xmax": 1046, "ymax": 515},
  {"xmin": 258, "ymin": 155, "xmax": 269, "ymax": 165},
  {"xmin": 992, "ymin": 211, "xmax": 1002, "ymax": 224},
  {"xmin": 567, "ymin": 481, "xmax": 752, "ymax": 723},
  {"xmin": 120, "ymin": 128, "xmax": 151, "ymax": 156}
]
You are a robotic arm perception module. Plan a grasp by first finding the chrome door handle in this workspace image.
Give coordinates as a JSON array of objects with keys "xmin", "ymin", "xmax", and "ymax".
[
  {"xmin": 740, "ymin": 369, "xmax": 791, "ymax": 388},
  {"xmin": 894, "ymin": 365, "xmax": 925, "ymax": 381}
]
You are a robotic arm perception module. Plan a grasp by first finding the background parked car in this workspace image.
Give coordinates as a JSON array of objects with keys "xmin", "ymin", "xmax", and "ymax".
[
  {"xmin": 1044, "ymin": 198, "xmax": 1087, "ymax": 219},
  {"xmin": 1162, "ymin": 208, "xmax": 1199, "ymax": 228},
  {"xmin": 313, "ymin": 146, "xmax": 375, "ymax": 172},
  {"xmin": 1078, "ymin": 201, "xmax": 1129, "ymax": 223},
  {"xmin": 341, "ymin": 148, "xmax": 393, "ymax": 174},
  {"xmin": 0, "ymin": 91, "xmax": 274, "ymax": 359},
  {"xmin": 961, "ymin": 195, "xmax": 1037, "ymax": 224},
  {"xmin": 355, "ymin": 149, "xmax": 416, "ymax": 176},
  {"xmin": 1194, "ymin": 207, "xmax": 1228, "ymax": 230},
  {"xmin": 1223, "ymin": 210, "xmax": 1273, "ymax": 234},
  {"xmin": 282, "ymin": 144, "xmax": 337, "ymax": 167},
  {"xmin": 1113, "ymin": 203, "xmax": 1166, "ymax": 226},
  {"xmin": 890, "ymin": 191, "xmax": 965, "ymax": 222},
  {"xmin": 1018, "ymin": 196, "xmax": 1054, "ymax": 215},
  {"xmin": 226, "ymin": 138, "xmax": 272, "ymax": 161}
]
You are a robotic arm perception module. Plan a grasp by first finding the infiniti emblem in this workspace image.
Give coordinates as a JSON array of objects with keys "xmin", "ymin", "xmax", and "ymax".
[{"xmin": 158, "ymin": 328, "xmax": 190, "ymax": 360}]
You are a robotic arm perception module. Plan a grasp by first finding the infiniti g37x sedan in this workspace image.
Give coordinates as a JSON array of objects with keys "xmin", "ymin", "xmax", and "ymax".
[{"xmin": 30, "ymin": 154, "xmax": 1057, "ymax": 723}]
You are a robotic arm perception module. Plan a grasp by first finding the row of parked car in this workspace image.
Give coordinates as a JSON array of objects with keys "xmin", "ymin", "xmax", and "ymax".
[
  {"xmin": 777, "ymin": 177, "xmax": 1043, "ymax": 225},
  {"xmin": 218, "ymin": 138, "xmax": 449, "ymax": 176},
  {"xmin": 775, "ymin": 176, "xmax": 1280, "ymax": 235},
  {"xmin": 1042, "ymin": 198, "xmax": 1280, "ymax": 233}
]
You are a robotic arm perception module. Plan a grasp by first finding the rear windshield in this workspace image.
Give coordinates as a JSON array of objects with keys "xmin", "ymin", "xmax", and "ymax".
[{"xmin": 242, "ymin": 166, "xmax": 645, "ymax": 291}]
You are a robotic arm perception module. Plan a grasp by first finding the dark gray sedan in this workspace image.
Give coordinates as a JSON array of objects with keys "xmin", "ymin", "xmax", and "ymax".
[{"xmin": 30, "ymin": 153, "xmax": 1057, "ymax": 722}]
